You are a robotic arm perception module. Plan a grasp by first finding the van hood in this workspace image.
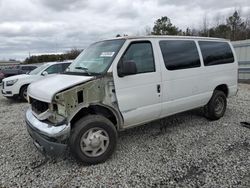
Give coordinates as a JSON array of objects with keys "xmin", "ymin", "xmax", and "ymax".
[{"xmin": 28, "ymin": 74, "xmax": 93, "ymax": 102}]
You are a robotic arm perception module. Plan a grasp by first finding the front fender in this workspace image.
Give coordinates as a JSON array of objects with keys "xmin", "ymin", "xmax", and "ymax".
[{"xmin": 68, "ymin": 103, "xmax": 124, "ymax": 130}]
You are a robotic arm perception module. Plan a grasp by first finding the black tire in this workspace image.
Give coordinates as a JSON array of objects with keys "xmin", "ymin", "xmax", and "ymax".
[
  {"xmin": 69, "ymin": 115, "xmax": 117, "ymax": 164},
  {"xmin": 204, "ymin": 90, "xmax": 227, "ymax": 120},
  {"xmin": 20, "ymin": 85, "xmax": 28, "ymax": 101}
]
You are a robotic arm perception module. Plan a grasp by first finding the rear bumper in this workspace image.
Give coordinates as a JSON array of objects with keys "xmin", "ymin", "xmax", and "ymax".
[{"xmin": 25, "ymin": 108, "xmax": 71, "ymax": 155}]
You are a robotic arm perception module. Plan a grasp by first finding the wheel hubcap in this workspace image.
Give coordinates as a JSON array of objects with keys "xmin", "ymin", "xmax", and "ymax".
[
  {"xmin": 214, "ymin": 97, "xmax": 224, "ymax": 115},
  {"xmin": 80, "ymin": 128, "xmax": 109, "ymax": 157}
]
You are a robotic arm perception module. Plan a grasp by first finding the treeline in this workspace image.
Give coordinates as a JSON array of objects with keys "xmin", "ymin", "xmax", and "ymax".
[
  {"xmin": 24, "ymin": 48, "xmax": 82, "ymax": 64},
  {"xmin": 150, "ymin": 10, "xmax": 250, "ymax": 41},
  {"xmin": 25, "ymin": 10, "xmax": 249, "ymax": 64}
]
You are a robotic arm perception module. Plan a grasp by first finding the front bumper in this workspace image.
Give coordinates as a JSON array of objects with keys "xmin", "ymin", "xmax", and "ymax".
[
  {"xmin": 25, "ymin": 108, "xmax": 71, "ymax": 155},
  {"xmin": 1, "ymin": 89, "xmax": 14, "ymax": 97},
  {"xmin": 1, "ymin": 81, "xmax": 16, "ymax": 97}
]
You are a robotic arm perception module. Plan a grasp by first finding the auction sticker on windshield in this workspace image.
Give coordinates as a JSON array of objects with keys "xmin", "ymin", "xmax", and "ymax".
[{"xmin": 100, "ymin": 52, "xmax": 115, "ymax": 57}]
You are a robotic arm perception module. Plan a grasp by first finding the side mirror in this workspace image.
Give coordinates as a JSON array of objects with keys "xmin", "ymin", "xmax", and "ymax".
[
  {"xmin": 41, "ymin": 71, "xmax": 48, "ymax": 76},
  {"xmin": 117, "ymin": 60, "xmax": 137, "ymax": 77}
]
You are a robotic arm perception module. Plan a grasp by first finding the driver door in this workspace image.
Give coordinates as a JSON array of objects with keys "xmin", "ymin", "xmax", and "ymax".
[{"xmin": 113, "ymin": 40, "xmax": 162, "ymax": 127}]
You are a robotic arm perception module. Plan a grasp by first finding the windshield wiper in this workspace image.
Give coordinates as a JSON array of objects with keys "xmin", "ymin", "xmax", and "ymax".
[{"xmin": 75, "ymin": 66, "xmax": 91, "ymax": 75}]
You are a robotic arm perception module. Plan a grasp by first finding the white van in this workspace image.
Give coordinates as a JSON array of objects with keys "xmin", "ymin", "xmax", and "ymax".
[{"xmin": 25, "ymin": 36, "xmax": 238, "ymax": 164}]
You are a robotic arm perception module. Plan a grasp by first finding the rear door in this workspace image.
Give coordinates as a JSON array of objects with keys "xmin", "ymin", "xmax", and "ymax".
[
  {"xmin": 113, "ymin": 40, "xmax": 162, "ymax": 127},
  {"xmin": 157, "ymin": 39, "xmax": 206, "ymax": 117}
]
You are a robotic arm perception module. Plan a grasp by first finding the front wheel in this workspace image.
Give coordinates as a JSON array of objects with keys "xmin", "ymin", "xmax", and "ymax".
[
  {"xmin": 204, "ymin": 90, "xmax": 227, "ymax": 120},
  {"xmin": 20, "ymin": 85, "xmax": 28, "ymax": 101},
  {"xmin": 69, "ymin": 115, "xmax": 117, "ymax": 164}
]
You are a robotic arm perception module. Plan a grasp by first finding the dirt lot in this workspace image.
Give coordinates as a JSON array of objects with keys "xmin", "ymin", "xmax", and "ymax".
[{"xmin": 0, "ymin": 84, "xmax": 250, "ymax": 187}]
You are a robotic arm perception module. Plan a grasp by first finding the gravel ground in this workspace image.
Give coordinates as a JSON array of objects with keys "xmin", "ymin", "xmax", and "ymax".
[{"xmin": 0, "ymin": 84, "xmax": 250, "ymax": 188}]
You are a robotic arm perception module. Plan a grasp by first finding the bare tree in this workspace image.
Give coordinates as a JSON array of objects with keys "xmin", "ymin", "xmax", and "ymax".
[
  {"xmin": 144, "ymin": 26, "xmax": 152, "ymax": 35},
  {"xmin": 202, "ymin": 13, "xmax": 210, "ymax": 37},
  {"xmin": 214, "ymin": 13, "xmax": 224, "ymax": 27},
  {"xmin": 227, "ymin": 10, "xmax": 245, "ymax": 40},
  {"xmin": 245, "ymin": 15, "xmax": 250, "ymax": 39}
]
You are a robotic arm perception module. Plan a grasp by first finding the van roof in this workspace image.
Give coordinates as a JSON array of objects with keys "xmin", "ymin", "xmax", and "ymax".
[{"xmin": 107, "ymin": 35, "xmax": 228, "ymax": 41}]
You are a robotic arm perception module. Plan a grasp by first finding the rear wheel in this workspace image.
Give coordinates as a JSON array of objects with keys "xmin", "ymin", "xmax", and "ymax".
[
  {"xmin": 20, "ymin": 85, "xmax": 28, "ymax": 101},
  {"xmin": 204, "ymin": 90, "xmax": 227, "ymax": 120},
  {"xmin": 69, "ymin": 115, "xmax": 117, "ymax": 164}
]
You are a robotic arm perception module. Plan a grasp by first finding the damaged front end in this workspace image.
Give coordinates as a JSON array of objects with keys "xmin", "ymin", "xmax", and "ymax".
[
  {"xmin": 25, "ymin": 74, "xmax": 121, "ymax": 156},
  {"xmin": 25, "ymin": 108, "xmax": 70, "ymax": 155},
  {"xmin": 52, "ymin": 74, "xmax": 120, "ymax": 123}
]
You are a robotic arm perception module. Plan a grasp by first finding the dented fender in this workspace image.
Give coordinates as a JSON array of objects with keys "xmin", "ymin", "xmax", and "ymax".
[{"xmin": 52, "ymin": 75, "xmax": 124, "ymax": 130}]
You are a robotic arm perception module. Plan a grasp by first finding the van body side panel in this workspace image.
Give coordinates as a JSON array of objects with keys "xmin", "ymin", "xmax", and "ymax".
[
  {"xmin": 199, "ymin": 65, "xmax": 238, "ymax": 95},
  {"xmin": 196, "ymin": 41, "xmax": 238, "ymax": 98},
  {"xmin": 156, "ymin": 39, "xmax": 209, "ymax": 117},
  {"xmin": 157, "ymin": 39, "xmax": 237, "ymax": 118},
  {"xmin": 112, "ymin": 39, "xmax": 162, "ymax": 127},
  {"xmin": 228, "ymin": 42, "xmax": 239, "ymax": 97}
]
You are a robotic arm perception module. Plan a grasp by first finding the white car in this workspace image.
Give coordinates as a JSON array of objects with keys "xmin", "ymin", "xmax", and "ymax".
[
  {"xmin": 1, "ymin": 61, "xmax": 71, "ymax": 101},
  {"xmin": 25, "ymin": 36, "xmax": 238, "ymax": 164}
]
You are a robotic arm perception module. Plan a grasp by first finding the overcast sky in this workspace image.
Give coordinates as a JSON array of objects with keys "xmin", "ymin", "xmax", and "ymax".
[{"xmin": 0, "ymin": 0, "xmax": 249, "ymax": 60}]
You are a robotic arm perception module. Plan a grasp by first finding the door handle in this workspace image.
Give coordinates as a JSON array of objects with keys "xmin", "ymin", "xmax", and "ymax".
[{"xmin": 157, "ymin": 84, "xmax": 161, "ymax": 93}]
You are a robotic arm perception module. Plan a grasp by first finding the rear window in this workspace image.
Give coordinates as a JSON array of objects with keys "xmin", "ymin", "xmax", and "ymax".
[
  {"xmin": 159, "ymin": 40, "xmax": 201, "ymax": 70},
  {"xmin": 198, "ymin": 41, "xmax": 234, "ymax": 66}
]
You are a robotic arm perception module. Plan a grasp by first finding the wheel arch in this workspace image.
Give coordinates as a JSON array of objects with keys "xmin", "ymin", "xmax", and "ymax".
[
  {"xmin": 70, "ymin": 104, "xmax": 123, "ymax": 130},
  {"xmin": 214, "ymin": 84, "xmax": 229, "ymax": 98},
  {"xmin": 19, "ymin": 84, "xmax": 29, "ymax": 95}
]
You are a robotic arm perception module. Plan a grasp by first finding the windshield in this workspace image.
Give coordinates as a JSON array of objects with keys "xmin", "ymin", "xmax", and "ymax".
[
  {"xmin": 29, "ymin": 64, "xmax": 48, "ymax": 75},
  {"xmin": 66, "ymin": 39, "xmax": 125, "ymax": 75}
]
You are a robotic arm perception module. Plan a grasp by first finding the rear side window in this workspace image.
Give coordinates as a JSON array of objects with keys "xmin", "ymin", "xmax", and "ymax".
[
  {"xmin": 159, "ymin": 40, "xmax": 200, "ymax": 70},
  {"xmin": 198, "ymin": 41, "xmax": 234, "ymax": 66}
]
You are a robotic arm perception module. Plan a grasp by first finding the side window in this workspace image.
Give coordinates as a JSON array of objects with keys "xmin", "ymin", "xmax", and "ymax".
[
  {"xmin": 45, "ymin": 64, "xmax": 62, "ymax": 74},
  {"xmin": 121, "ymin": 41, "xmax": 155, "ymax": 74},
  {"xmin": 159, "ymin": 40, "xmax": 201, "ymax": 70},
  {"xmin": 62, "ymin": 63, "xmax": 71, "ymax": 71},
  {"xmin": 199, "ymin": 41, "xmax": 234, "ymax": 66},
  {"xmin": 21, "ymin": 66, "xmax": 30, "ymax": 70},
  {"xmin": 30, "ymin": 66, "xmax": 36, "ymax": 70}
]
